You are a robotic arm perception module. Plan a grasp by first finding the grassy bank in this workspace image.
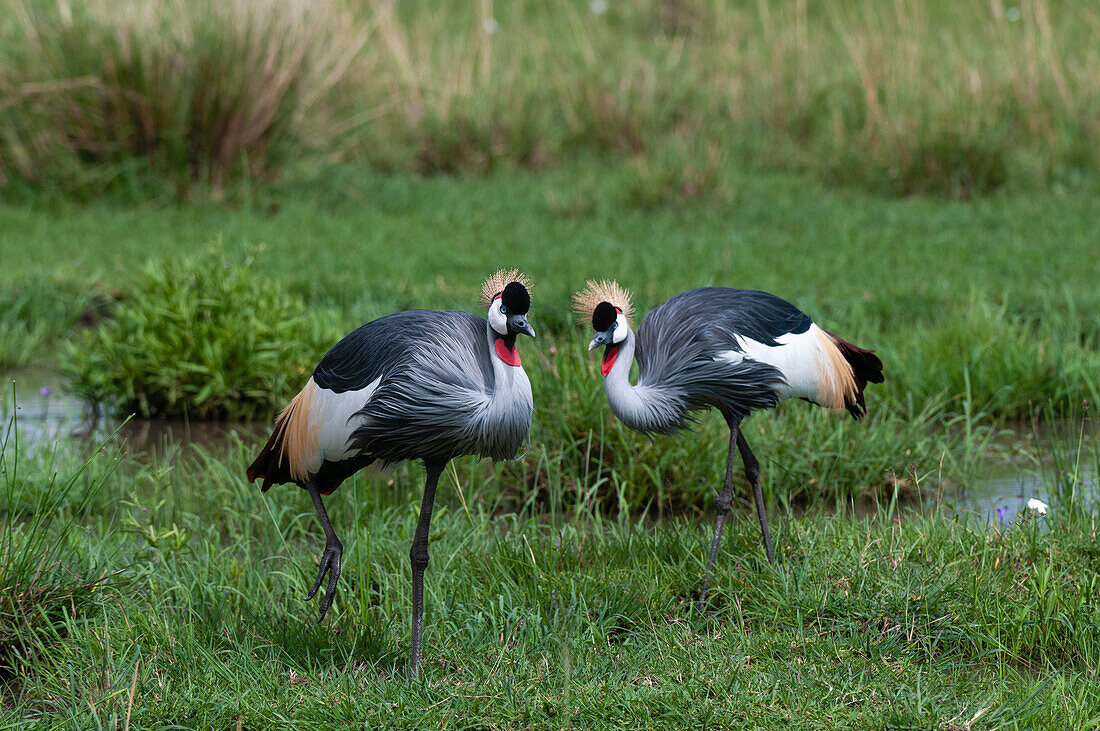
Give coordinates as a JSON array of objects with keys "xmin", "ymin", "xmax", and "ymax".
[
  {"xmin": 1, "ymin": 0, "xmax": 1098, "ymax": 197},
  {"xmin": 2, "ymin": 410, "xmax": 1098, "ymax": 728}
]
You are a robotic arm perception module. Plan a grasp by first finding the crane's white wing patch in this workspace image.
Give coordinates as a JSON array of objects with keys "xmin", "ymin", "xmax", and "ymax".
[
  {"xmin": 306, "ymin": 376, "xmax": 382, "ymax": 473},
  {"xmin": 718, "ymin": 324, "xmax": 853, "ymax": 409}
]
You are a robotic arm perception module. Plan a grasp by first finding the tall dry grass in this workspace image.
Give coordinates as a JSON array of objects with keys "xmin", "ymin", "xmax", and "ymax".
[
  {"xmin": 1, "ymin": 0, "xmax": 1097, "ymax": 196},
  {"xmin": 0, "ymin": 0, "xmax": 366, "ymax": 191}
]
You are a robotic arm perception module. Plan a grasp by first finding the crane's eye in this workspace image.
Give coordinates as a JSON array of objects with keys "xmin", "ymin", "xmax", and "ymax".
[
  {"xmin": 499, "ymin": 304, "xmax": 507, "ymax": 314},
  {"xmin": 610, "ymin": 322, "xmax": 617, "ymax": 330}
]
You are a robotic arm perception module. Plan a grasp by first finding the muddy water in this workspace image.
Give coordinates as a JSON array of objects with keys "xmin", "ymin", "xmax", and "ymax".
[{"xmin": 3, "ymin": 368, "xmax": 1095, "ymax": 519}]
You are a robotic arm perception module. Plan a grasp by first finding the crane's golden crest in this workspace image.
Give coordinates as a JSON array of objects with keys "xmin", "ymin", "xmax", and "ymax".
[
  {"xmin": 572, "ymin": 279, "xmax": 635, "ymax": 324},
  {"xmin": 480, "ymin": 268, "xmax": 531, "ymax": 306}
]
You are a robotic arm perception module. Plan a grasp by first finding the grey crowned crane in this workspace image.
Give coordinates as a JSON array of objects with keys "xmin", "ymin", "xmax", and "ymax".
[
  {"xmin": 574, "ymin": 281, "xmax": 884, "ymax": 604},
  {"xmin": 247, "ymin": 269, "xmax": 536, "ymax": 676}
]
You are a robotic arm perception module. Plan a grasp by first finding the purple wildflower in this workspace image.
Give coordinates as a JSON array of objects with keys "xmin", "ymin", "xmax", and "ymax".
[
  {"xmin": 39, "ymin": 386, "xmax": 51, "ymax": 397},
  {"xmin": 996, "ymin": 505, "xmax": 1008, "ymax": 522}
]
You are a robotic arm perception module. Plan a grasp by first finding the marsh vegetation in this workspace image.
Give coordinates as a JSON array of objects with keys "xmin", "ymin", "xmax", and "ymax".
[{"xmin": 1, "ymin": 0, "xmax": 1098, "ymax": 198}]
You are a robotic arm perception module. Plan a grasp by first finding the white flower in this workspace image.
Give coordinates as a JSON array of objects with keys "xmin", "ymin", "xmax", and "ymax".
[
  {"xmin": 482, "ymin": 18, "xmax": 500, "ymax": 34},
  {"xmin": 590, "ymin": 0, "xmax": 608, "ymax": 14},
  {"xmin": 1026, "ymin": 498, "xmax": 1049, "ymax": 515}
]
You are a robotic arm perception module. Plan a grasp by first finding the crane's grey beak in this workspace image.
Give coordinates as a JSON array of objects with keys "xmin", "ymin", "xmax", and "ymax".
[
  {"xmin": 508, "ymin": 314, "xmax": 536, "ymax": 339},
  {"xmin": 588, "ymin": 328, "xmax": 614, "ymax": 350}
]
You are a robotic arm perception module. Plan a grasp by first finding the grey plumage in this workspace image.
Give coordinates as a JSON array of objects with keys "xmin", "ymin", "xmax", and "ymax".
[
  {"xmin": 313, "ymin": 310, "xmax": 494, "ymax": 393},
  {"xmin": 249, "ymin": 309, "xmax": 532, "ymax": 491},
  {"xmin": 606, "ymin": 289, "xmax": 792, "ymax": 435},
  {"xmin": 647, "ymin": 287, "xmax": 812, "ymax": 343},
  {"xmin": 350, "ymin": 311, "xmax": 532, "ymax": 464}
]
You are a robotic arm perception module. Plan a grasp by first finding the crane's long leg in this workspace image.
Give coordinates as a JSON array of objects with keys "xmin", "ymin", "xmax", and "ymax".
[
  {"xmin": 409, "ymin": 461, "xmax": 446, "ymax": 679},
  {"xmin": 738, "ymin": 431, "xmax": 775, "ymax": 565},
  {"xmin": 304, "ymin": 482, "xmax": 343, "ymax": 622},
  {"xmin": 699, "ymin": 426, "xmax": 740, "ymax": 609}
]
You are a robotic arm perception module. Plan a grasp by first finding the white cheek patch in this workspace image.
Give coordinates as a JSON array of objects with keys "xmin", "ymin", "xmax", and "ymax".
[
  {"xmin": 487, "ymin": 296, "xmax": 508, "ymax": 334},
  {"xmin": 612, "ymin": 312, "xmax": 629, "ymax": 343}
]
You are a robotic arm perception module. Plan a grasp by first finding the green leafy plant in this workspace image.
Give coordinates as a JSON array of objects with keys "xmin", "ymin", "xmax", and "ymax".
[{"xmin": 63, "ymin": 244, "xmax": 341, "ymax": 420}]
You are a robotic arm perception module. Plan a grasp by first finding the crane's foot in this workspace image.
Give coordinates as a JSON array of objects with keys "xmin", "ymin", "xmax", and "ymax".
[{"xmin": 305, "ymin": 540, "xmax": 342, "ymax": 622}]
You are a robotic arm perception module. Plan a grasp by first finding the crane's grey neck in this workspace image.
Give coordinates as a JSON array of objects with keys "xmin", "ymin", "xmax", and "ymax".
[
  {"xmin": 603, "ymin": 328, "xmax": 681, "ymax": 435},
  {"xmin": 482, "ymin": 320, "xmax": 534, "ymax": 450}
]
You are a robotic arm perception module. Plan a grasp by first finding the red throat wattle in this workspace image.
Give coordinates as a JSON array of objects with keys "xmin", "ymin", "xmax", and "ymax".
[
  {"xmin": 495, "ymin": 337, "xmax": 522, "ymax": 367},
  {"xmin": 600, "ymin": 344, "xmax": 619, "ymax": 376}
]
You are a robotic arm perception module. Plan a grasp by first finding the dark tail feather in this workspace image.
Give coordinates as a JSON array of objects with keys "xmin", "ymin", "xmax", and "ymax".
[
  {"xmin": 826, "ymin": 331, "xmax": 885, "ymax": 420},
  {"xmin": 246, "ymin": 418, "xmax": 292, "ymax": 492}
]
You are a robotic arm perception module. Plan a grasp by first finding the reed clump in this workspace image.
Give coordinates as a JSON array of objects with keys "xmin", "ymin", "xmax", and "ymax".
[{"xmin": 0, "ymin": 0, "xmax": 365, "ymax": 193}]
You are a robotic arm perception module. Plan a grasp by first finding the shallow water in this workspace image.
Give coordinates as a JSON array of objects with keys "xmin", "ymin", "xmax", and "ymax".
[
  {"xmin": 2, "ymin": 367, "xmax": 267, "ymax": 461},
  {"xmin": 943, "ymin": 463, "xmax": 1080, "ymax": 526},
  {"xmin": 3, "ymin": 368, "xmax": 1096, "ymax": 520}
]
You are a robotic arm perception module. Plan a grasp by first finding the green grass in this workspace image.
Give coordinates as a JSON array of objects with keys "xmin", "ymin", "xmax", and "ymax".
[
  {"xmin": 2, "ymin": 409, "xmax": 1098, "ymax": 729},
  {"xmin": 0, "ymin": 273, "xmax": 108, "ymax": 369},
  {"xmin": 0, "ymin": 405, "xmax": 122, "ymax": 681}
]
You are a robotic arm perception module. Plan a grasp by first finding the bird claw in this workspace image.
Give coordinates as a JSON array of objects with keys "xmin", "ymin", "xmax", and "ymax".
[{"xmin": 305, "ymin": 542, "xmax": 342, "ymax": 622}]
